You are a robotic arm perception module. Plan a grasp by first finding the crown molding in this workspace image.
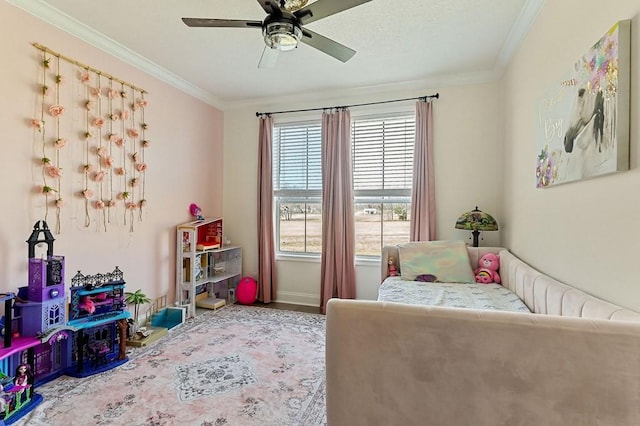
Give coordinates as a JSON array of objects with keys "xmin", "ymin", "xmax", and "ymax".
[
  {"xmin": 494, "ymin": 0, "xmax": 546, "ymax": 77},
  {"xmin": 6, "ymin": 0, "xmax": 225, "ymax": 109}
]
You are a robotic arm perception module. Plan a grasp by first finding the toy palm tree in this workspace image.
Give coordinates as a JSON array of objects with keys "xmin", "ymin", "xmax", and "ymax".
[{"xmin": 124, "ymin": 289, "xmax": 151, "ymax": 331}]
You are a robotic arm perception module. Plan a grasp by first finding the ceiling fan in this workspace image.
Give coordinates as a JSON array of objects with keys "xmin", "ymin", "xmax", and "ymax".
[{"xmin": 182, "ymin": 0, "xmax": 372, "ymax": 68}]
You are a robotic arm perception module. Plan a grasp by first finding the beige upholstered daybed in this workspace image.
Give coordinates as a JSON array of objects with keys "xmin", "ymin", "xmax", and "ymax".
[{"xmin": 325, "ymin": 242, "xmax": 640, "ymax": 425}]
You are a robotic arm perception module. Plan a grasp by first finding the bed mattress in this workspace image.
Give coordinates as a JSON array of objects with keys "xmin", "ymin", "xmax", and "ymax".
[{"xmin": 378, "ymin": 277, "xmax": 531, "ymax": 313}]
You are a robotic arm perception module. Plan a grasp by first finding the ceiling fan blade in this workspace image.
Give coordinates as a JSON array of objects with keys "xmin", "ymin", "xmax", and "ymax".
[
  {"xmin": 256, "ymin": 0, "xmax": 282, "ymax": 15},
  {"xmin": 258, "ymin": 46, "xmax": 279, "ymax": 69},
  {"xmin": 301, "ymin": 28, "xmax": 356, "ymax": 62},
  {"xmin": 295, "ymin": 0, "xmax": 372, "ymax": 25},
  {"xmin": 182, "ymin": 18, "xmax": 262, "ymax": 28}
]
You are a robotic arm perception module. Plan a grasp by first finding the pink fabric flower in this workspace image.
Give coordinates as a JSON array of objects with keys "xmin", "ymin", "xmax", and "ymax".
[
  {"xmin": 92, "ymin": 117, "xmax": 105, "ymax": 128},
  {"xmin": 120, "ymin": 110, "xmax": 130, "ymax": 121},
  {"xmin": 91, "ymin": 87, "xmax": 103, "ymax": 97},
  {"xmin": 93, "ymin": 171, "xmax": 106, "ymax": 182},
  {"xmin": 96, "ymin": 146, "xmax": 108, "ymax": 157},
  {"xmin": 94, "ymin": 200, "xmax": 105, "ymax": 209},
  {"xmin": 46, "ymin": 165, "xmax": 62, "ymax": 178},
  {"xmin": 110, "ymin": 113, "xmax": 120, "ymax": 121},
  {"xmin": 55, "ymin": 198, "xmax": 64, "ymax": 208},
  {"xmin": 135, "ymin": 162, "xmax": 147, "ymax": 172},
  {"xmin": 115, "ymin": 167, "xmax": 126, "ymax": 176},
  {"xmin": 79, "ymin": 71, "xmax": 91, "ymax": 84},
  {"xmin": 103, "ymin": 156, "xmax": 114, "ymax": 168},
  {"xmin": 31, "ymin": 119, "xmax": 44, "ymax": 131},
  {"xmin": 107, "ymin": 199, "xmax": 117, "ymax": 208},
  {"xmin": 113, "ymin": 136, "xmax": 125, "ymax": 147},
  {"xmin": 126, "ymin": 202, "xmax": 137, "ymax": 210},
  {"xmin": 136, "ymin": 99, "xmax": 148, "ymax": 109},
  {"xmin": 127, "ymin": 128, "xmax": 139, "ymax": 139},
  {"xmin": 82, "ymin": 189, "xmax": 94, "ymax": 199},
  {"xmin": 54, "ymin": 138, "xmax": 66, "ymax": 148},
  {"xmin": 48, "ymin": 105, "xmax": 65, "ymax": 117},
  {"xmin": 107, "ymin": 89, "xmax": 120, "ymax": 99}
]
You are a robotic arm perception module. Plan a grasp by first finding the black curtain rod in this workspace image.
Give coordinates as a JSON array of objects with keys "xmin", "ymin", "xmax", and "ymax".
[{"xmin": 255, "ymin": 92, "xmax": 439, "ymax": 117}]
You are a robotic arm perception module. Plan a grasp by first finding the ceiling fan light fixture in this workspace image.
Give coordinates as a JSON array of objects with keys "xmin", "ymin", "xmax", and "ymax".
[
  {"xmin": 282, "ymin": 0, "xmax": 309, "ymax": 12},
  {"xmin": 263, "ymin": 21, "xmax": 302, "ymax": 51}
]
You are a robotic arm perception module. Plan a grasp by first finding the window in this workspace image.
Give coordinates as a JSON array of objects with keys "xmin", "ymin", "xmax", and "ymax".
[
  {"xmin": 273, "ymin": 122, "xmax": 322, "ymax": 254},
  {"xmin": 273, "ymin": 113, "xmax": 415, "ymax": 257},
  {"xmin": 352, "ymin": 114, "xmax": 415, "ymax": 256}
]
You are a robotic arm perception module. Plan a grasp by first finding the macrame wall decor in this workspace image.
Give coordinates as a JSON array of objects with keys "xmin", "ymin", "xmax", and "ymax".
[{"xmin": 31, "ymin": 43, "xmax": 149, "ymax": 233}]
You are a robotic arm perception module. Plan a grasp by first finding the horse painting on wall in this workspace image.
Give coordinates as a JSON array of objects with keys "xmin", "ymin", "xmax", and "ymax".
[{"xmin": 536, "ymin": 20, "xmax": 630, "ymax": 188}]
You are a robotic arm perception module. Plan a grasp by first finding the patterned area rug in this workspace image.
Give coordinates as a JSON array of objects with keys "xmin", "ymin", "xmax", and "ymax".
[{"xmin": 16, "ymin": 305, "xmax": 326, "ymax": 426}]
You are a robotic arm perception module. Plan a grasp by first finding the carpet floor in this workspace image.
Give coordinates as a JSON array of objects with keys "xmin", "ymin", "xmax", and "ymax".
[{"xmin": 16, "ymin": 305, "xmax": 327, "ymax": 426}]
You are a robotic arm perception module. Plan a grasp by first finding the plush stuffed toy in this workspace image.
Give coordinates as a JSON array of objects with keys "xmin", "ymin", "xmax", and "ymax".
[
  {"xmin": 79, "ymin": 296, "xmax": 96, "ymax": 314},
  {"xmin": 474, "ymin": 253, "xmax": 501, "ymax": 284}
]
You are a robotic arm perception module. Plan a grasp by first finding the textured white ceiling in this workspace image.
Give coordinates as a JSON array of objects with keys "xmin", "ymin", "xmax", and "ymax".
[{"xmin": 10, "ymin": 0, "xmax": 544, "ymax": 108}]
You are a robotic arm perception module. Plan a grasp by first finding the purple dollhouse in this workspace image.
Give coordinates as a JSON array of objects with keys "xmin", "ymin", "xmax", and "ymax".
[{"xmin": 0, "ymin": 221, "xmax": 130, "ymax": 424}]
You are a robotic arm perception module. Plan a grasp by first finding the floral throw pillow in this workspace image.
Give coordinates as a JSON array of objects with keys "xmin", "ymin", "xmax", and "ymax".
[{"xmin": 397, "ymin": 240, "xmax": 475, "ymax": 283}]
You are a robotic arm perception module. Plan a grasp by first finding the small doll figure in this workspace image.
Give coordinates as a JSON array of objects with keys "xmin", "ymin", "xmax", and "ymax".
[
  {"xmin": 189, "ymin": 203, "xmax": 204, "ymax": 221},
  {"xmin": 388, "ymin": 256, "xmax": 399, "ymax": 277},
  {"xmin": 8, "ymin": 364, "xmax": 33, "ymax": 398}
]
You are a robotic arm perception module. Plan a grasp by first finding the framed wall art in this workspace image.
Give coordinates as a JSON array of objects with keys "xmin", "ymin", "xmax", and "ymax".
[{"xmin": 535, "ymin": 20, "xmax": 630, "ymax": 188}]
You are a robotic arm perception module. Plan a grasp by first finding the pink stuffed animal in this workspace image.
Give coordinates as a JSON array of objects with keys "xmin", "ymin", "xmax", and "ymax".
[
  {"xmin": 79, "ymin": 296, "xmax": 96, "ymax": 314},
  {"xmin": 474, "ymin": 253, "xmax": 501, "ymax": 284}
]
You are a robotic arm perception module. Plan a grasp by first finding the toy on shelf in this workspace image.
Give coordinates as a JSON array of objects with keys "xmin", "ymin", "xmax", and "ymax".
[{"xmin": 189, "ymin": 203, "xmax": 204, "ymax": 221}]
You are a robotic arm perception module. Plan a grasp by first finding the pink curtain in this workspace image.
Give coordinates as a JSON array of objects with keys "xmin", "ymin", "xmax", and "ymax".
[
  {"xmin": 410, "ymin": 100, "xmax": 436, "ymax": 241},
  {"xmin": 257, "ymin": 115, "xmax": 277, "ymax": 303},
  {"xmin": 320, "ymin": 109, "xmax": 356, "ymax": 313}
]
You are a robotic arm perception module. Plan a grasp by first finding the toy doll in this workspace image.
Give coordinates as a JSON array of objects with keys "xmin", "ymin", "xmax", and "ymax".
[
  {"xmin": 8, "ymin": 364, "xmax": 33, "ymax": 398},
  {"xmin": 189, "ymin": 203, "xmax": 204, "ymax": 221},
  {"xmin": 388, "ymin": 256, "xmax": 399, "ymax": 276}
]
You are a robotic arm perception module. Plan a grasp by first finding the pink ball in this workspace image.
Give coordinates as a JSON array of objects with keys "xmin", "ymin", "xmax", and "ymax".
[{"xmin": 237, "ymin": 276, "xmax": 257, "ymax": 305}]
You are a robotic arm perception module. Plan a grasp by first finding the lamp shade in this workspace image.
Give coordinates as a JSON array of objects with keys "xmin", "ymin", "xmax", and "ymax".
[{"xmin": 454, "ymin": 207, "xmax": 498, "ymax": 247}]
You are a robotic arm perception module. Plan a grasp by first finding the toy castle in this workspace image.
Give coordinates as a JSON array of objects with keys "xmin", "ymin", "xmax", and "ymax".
[{"xmin": 0, "ymin": 221, "xmax": 130, "ymax": 424}]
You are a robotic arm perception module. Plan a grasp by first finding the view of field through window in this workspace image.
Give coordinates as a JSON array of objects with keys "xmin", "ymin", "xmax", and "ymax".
[{"xmin": 278, "ymin": 202, "xmax": 410, "ymax": 256}]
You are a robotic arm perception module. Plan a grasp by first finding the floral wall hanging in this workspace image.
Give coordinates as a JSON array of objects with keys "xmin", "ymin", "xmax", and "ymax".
[{"xmin": 31, "ymin": 43, "xmax": 150, "ymax": 233}]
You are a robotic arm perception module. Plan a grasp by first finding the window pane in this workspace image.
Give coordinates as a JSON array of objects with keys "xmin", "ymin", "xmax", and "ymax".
[
  {"xmin": 355, "ymin": 201, "xmax": 411, "ymax": 255},
  {"xmin": 355, "ymin": 203, "xmax": 382, "ymax": 256},
  {"xmin": 382, "ymin": 202, "xmax": 411, "ymax": 247},
  {"xmin": 278, "ymin": 202, "xmax": 322, "ymax": 254}
]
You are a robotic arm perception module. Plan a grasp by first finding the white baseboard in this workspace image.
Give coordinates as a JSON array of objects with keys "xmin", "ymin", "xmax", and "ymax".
[{"xmin": 274, "ymin": 291, "xmax": 319, "ymax": 307}]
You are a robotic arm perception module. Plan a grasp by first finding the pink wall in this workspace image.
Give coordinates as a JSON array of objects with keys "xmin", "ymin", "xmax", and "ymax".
[{"xmin": 0, "ymin": 2, "xmax": 224, "ymax": 308}]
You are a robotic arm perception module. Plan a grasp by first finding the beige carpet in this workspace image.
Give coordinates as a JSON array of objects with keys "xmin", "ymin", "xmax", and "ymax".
[{"xmin": 16, "ymin": 305, "xmax": 326, "ymax": 426}]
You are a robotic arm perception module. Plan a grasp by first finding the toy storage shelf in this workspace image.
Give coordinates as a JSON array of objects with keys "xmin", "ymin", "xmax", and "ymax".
[{"xmin": 175, "ymin": 218, "xmax": 242, "ymax": 317}]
